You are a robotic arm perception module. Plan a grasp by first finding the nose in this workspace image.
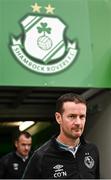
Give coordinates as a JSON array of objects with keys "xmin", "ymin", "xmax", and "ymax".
[
  {"xmin": 74, "ymin": 116, "xmax": 81, "ymax": 125},
  {"xmin": 25, "ymin": 145, "xmax": 30, "ymax": 150}
]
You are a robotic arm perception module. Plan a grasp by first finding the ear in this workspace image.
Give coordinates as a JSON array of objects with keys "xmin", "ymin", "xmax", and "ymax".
[
  {"xmin": 55, "ymin": 112, "xmax": 62, "ymax": 125},
  {"xmin": 15, "ymin": 140, "xmax": 18, "ymax": 148}
]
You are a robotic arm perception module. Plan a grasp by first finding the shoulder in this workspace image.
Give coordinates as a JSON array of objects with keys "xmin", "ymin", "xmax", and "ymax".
[
  {"xmin": 31, "ymin": 137, "xmax": 57, "ymax": 159},
  {"xmin": 26, "ymin": 139, "xmax": 52, "ymax": 166},
  {"xmin": 0, "ymin": 152, "xmax": 15, "ymax": 164},
  {"xmin": 80, "ymin": 137, "xmax": 99, "ymax": 154},
  {"xmin": 0, "ymin": 152, "xmax": 14, "ymax": 159},
  {"xmin": 82, "ymin": 140, "xmax": 100, "ymax": 158},
  {"xmin": 34, "ymin": 139, "xmax": 52, "ymax": 156},
  {"xmin": 86, "ymin": 140, "xmax": 99, "ymax": 150}
]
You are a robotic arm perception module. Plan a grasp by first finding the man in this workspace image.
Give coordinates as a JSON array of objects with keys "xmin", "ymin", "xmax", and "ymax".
[
  {"xmin": 23, "ymin": 93, "xmax": 100, "ymax": 179},
  {"xmin": 0, "ymin": 131, "xmax": 32, "ymax": 179}
]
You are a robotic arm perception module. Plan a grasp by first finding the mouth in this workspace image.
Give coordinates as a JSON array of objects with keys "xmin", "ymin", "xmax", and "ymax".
[
  {"xmin": 75, "ymin": 129, "xmax": 81, "ymax": 132},
  {"xmin": 72, "ymin": 129, "xmax": 82, "ymax": 136},
  {"xmin": 72, "ymin": 128, "xmax": 81, "ymax": 132}
]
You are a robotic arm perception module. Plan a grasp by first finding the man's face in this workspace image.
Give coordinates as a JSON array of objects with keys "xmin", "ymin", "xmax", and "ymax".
[
  {"xmin": 15, "ymin": 134, "xmax": 32, "ymax": 157},
  {"xmin": 55, "ymin": 101, "xmax": 87, "ymax": 140}
]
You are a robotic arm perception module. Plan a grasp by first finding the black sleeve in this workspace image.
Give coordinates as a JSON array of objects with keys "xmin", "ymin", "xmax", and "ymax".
[
  {"xmin": 0, "ymin": 156, "xmax": 7, "ymax": 178},
  {"xmin": 22, "ymin": 152, "xmax": 42, "ymax": 179},
  {"xmin": 96, "ymin": 146, "xmax": 100, "ymax": 179}
]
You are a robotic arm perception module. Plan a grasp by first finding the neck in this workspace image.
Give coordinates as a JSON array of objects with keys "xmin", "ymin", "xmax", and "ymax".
[
  {"xmin": 56, "ymin": 134, "xmax": 80, "ymax": 148},
  {"xmin": 16, "ymin": 151, "xmax": 28, "ymax": 158}
]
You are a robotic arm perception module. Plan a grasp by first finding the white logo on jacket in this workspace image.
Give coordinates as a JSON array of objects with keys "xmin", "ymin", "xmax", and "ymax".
[
  {"xmin": 53, "ymin": 164, "xmax": 67, "ymax": 178},
  {"xmin": 84, "ymin": 155, "xmax": 95, "ymax": 169},
  {"xmin": 13, "ymin": 163, "xmax": 19, "ymax": 170}
]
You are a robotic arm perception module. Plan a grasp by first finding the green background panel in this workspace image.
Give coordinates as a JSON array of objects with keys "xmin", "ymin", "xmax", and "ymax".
[{"xmin": 0, "ymin": 0, "xmax": 110, "ymax": 87}]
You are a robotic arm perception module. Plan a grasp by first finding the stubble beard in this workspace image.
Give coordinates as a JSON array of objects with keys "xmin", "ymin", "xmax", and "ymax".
[{"xmin": 62, "ymin": 127, "xmax": 82, "ymax": 141}]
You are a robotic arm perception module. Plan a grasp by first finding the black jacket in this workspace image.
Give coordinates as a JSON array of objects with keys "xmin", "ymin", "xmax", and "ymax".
[
  {"xmin": 23, "ymin": 136, "xmax": 100, "ymax": 179},
  {"xmin": 0, "ymin": 151, "xmax": 32, "ymax": 179}
]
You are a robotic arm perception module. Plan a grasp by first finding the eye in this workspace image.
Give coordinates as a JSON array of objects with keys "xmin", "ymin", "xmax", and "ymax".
[
  {"xmin": 68, "ymin": 114, "xmax": 76, "ymax": 119},
  {"xmin": 80, "ymin": 115, "xmax": 86, "ymax": 119}
]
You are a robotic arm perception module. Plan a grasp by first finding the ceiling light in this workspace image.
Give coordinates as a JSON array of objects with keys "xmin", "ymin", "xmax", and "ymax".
[{"xmin": 19, "ymin": 121, "xmax": 35, "ymax": 131}]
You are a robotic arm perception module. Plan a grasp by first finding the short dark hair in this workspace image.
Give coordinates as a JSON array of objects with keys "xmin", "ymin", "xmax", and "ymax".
[
  {"xmin": 56, "ymin": 93, "xmax": 86, "ymax": 114},
  {"xmin": 14, "ymin": 131, "xmax": 32, "ymax": 141}
]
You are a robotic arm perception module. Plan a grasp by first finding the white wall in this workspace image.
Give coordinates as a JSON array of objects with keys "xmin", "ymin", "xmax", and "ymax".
[{"xmin": 85, "ymin": 90, "xmax": 111, "ymax": 178}]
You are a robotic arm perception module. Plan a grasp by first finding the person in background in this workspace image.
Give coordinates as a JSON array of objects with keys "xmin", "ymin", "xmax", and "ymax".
[
  {"xmin": 0, "ymin": 130, "xmax": 32, "ymax": 179},
  {"xmin": 23, "ymin": 93, "xmax": 100, "ymax": 179}
]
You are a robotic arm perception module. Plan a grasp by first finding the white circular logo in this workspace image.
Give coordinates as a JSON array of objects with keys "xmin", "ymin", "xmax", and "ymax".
[
  {"xmin": 84, "ymin": 155, "xmax": 95, "ymax": 169},
  {"xmin": 11, "ymin": 15, "xmax": 78, "ymax": 74}
]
